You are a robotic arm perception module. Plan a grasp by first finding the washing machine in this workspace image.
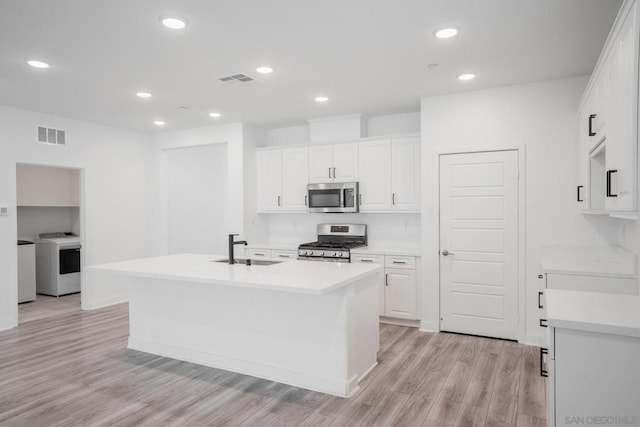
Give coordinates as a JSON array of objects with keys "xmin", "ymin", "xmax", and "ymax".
[{"xmin": 36, "ymin": 232, "xmax": 82, "ymax": 296}]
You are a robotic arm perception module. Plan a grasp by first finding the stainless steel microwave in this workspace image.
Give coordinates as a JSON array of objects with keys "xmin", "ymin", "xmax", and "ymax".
[{"xmin": 307, "ymin": 182, "xmax": 359, "ymax": 213}]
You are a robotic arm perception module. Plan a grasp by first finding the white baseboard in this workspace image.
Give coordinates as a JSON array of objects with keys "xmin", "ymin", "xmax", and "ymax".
[
  {"xmin": 380, "ymin": 317, "xmax": 420, "ymax": 328},
  {"xmin": 128, "ymin": 336, "xmax": 366, "ymax": 397},
  {"xmin": 83, "ymin": 294, "xmax": 128, "ymax": 310},
  {"xmin": 0, "ymin": 318, "xmax": 17, "ymax": 332},
  {"xmin": 419, "ymin": 320, "xmax": 438, "ymax": 333}
]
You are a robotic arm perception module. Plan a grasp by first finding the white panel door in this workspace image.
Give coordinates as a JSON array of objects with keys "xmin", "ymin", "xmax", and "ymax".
[
  {"xmin": 439, "ymin": 150, "xmax": 519, "ymax": 340},
  {"xmin": 256, "ymin": 149, "xmax": 282, "ymax": 211},
  {"xmin": 332, "ymin": 142, "xmax": 358, "ymax": 182},
  {"xmin": 281, "ymin": 147, "xmax": 308, "ymax": 211},
  {"xmin": 385, "ymin": 269, "xmax": 416, "ymax": 320},
  {"xmin": 358, "ymin": 140, "xmax": 391, "ymax": 211},
  {"xmin": 308, "ymin": 145, "xmax": 333, "ymax": 183},
  {"xmin": 391, "ymin": 137, "xmax": 420, "ymax": 211}
]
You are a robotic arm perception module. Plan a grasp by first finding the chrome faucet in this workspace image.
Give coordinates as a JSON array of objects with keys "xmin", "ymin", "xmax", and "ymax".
[{"xmin": 228, "ymin": 234, "xmax": 247, "ymax": 264}]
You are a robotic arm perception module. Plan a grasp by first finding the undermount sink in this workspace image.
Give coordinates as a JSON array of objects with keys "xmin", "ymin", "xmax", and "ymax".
[{"xmin": 212, "ymin": 259, "xmax": 283, "ymax": 266}]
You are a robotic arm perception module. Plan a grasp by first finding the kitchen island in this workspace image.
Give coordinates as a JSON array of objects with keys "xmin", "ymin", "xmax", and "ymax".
[{"xmin": 86, "ymin": 254, "xmax": 383, "ymax": 397}]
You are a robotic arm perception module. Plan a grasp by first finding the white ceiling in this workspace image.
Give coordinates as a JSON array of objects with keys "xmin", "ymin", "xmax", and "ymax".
[{"xmin": 0, "ymin": 0, "xmax": 623, "ymax": 132}]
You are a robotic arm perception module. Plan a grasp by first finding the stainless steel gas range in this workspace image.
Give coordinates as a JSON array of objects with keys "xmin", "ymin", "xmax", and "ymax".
[{"xmin": 298, "ymin": 224, "xmax": 367, "ymax": 263}]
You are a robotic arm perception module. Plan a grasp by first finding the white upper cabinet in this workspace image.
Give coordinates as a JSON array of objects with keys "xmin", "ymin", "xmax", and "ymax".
[
  {"xmin": 391, "ymin": 137, "xmax": 421, "ymax": 211},
  {"xmin": 257, "ymin": 147, "xmax": 309, "ymax": 212},
  {"xmin": 605, "ymin": 3, "xmax": 638, "ymax": 212},
  {"xmin": 358, "ymin": 139, "xmax": 392, "ymax": 210},
  {"xmin": 578, "ymin": 0, "xmax": 639, "ymax": 216},
  {"xmin": 256, "ymin": 149, "xmax": 283, "ymax": 212},
  {"xmin": 358, "ymin": 137, "xmax": 421, "ymax": 212},
  {"xmin": 281, "ymin": 147, "xmax": 309, "ymax": 211},
  {"xmin": 308, "ymin": 142, "xmax": 358, "ymax": 183}
]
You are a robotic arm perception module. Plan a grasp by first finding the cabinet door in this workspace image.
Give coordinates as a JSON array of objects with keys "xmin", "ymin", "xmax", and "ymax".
[
  {"xmin": 384, "ymin": 268, "xmax": 416, "ymax": 320},
  {"xmin": 332, "ymin": 142, "xmax": 359, "ymax": 182},
  {"xmin": 358, "ymin": 140, "xmax": 392, "ymax": 211},
  {"xmin": 308, "ymin": 145, "xmax": 333, "ymax": 183},
  {"xmin": 391, "ymin": 137, "xmax": 421, "ymax": 211},
  {"xmin": 256, "ymin": 149, "xmax": 282, "ymax": 212},
  {"xmin": 606, "ymin": 4, "xmax": 638, "ymax": 212},
  {"xmin": 281, "ymin": 147, "xmax": 308, "ymax": 211},
  {"xmin": 577, "ymin": 103, "xmax": 591, "ymax": 210}
]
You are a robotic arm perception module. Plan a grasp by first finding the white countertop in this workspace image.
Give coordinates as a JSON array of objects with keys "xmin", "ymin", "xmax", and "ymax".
[
  {"xmin": 249, "ymin": 243, "xmax": 421, "ymax": 257},
  {"xmin": 87, "ymin": 254, "xmax": 382, "ymax": 295},
  {"xmin": 351, "ymin": 246, "xmax": 421, "ymax": 257},
  {"xmin": 545, "ymin": 289, "xmax": 640, "ymax": 338},
  {"xmin": 541, "ymin": 244, "xmax": 637, "ymax": 278}
]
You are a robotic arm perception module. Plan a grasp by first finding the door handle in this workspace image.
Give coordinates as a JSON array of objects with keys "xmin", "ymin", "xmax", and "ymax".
[
  {"xmin": 385, "ymin": 273, "xmax": 389, "ymax": 286},
  {"xmin": 577, "ymin": 185, "xmax": 583, "ymax": 202},
  {"xmin": 588, "ymin": 114, "xmax": 597, "ymax": 136},
  {"xmin": 392, "ymin": 193, "xmax": 396, "ymax": 205},
  {"xmin": 441, "ymin": 250, "xmax": 454, "ymax": 256},
  {"xmin": 359, "ymin": 194, "xmax": 363, "ymax": 206},
  {"xmin": 333, "ymin": 167, "xmax": 336, "ymax": 178},
  {"xmin": 540, "ymin": 348, "xmax": 548, "ymax": 377},
  {"xmin": 606, "ymin": 170, "xmax": 618, "ymax": 197},
  {"xmin": 538, "ymin": 291, "xmax": 544, "ymax": 309},
  {"xmin": 329, "ymin": 168, "xmax": 332, "ymax": 179},
  {"xmin": 305, "ymin": 195, "xmax": 307, "ymax": 206},
  {"xmin": 277, "ymin": 195, "xmax": 281, "ymax": 206}
]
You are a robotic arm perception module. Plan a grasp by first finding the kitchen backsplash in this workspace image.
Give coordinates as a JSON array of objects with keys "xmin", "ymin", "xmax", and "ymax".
[{"xmin": 265, "ymin": 213, "xmax": 421, "ymax": 248}]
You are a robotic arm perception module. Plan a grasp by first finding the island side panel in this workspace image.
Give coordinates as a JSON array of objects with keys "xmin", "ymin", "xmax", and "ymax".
[
  {"xmin": 127, "ymin": 275, "xmax": 378, "ymax": 396},
  {"xmin": 346, "ymin": 271, "xmax": 382, "ymax": 395}
]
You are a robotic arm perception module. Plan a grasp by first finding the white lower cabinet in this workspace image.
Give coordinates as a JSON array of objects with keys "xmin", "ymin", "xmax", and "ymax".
[
  {"xmin": 547, "ymin": 327, "xmax": 640, "ymax": 426},
  {"xmin": 352, "ymin": 253, "xmax": 418, "ymax": 320},
  {"xmin": 384, "ymin": 269, "xmax": 416, "ymax": 319}
]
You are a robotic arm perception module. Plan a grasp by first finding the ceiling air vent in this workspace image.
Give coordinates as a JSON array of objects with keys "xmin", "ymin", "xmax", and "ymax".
[
  {"xmin": 37, "ymin": 126, "xmax": 67, "ymax": 146},
  {"xmin": 218, "ymin": 73, "xmax": 255, "ymax": 83}
]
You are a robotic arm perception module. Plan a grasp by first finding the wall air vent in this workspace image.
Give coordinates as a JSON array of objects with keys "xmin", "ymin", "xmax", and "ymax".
[
  {"xmin": 218, "ymin": 73, "xmax": 255, "ymax": 83},
  {"xmin": 37, "ymin": 126, "xmax": 66, "ymax": 146}
]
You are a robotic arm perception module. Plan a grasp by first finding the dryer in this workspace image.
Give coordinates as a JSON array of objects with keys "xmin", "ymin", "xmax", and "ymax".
[{"xmin": 36, "ymin": 232, "xmax": 81, "ymax": 296}]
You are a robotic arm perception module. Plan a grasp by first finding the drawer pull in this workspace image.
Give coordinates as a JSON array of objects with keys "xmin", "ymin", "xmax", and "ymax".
[
  {"xmin": 540, "ymin": 348, "xmax": 548, "ymax": 377},
  {"xmin": 254, "ymin": 253, "xmax": 266, "ymax": 257},
  {"xmin": 540, "ymin": 319, "xmax": 548, "ymax": 328},
  {"xmin": 278, "ymin": 254, "xmax": 289, "ymax": 258},
  {"xmin": 392, "ymin": 260, "xmax": 407, "ymax": 264},
  {"xmin": 538, "ymin": 291, "xmax": 544, "ymax": 309},
  {"xmin": 359, "ymin": 259, "xmax": 374, "ymax": 263}
]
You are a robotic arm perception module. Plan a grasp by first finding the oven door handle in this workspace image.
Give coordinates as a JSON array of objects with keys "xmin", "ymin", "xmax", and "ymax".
[{"xmin": 340, "ymin": 189, "xmax": 345, "ymax": 209}]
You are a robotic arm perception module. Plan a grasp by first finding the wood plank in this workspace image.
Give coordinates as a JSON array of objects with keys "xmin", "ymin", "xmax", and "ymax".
[{"xmin": 0, "ymin": 301, "xmax": 546, "ymax": 426}]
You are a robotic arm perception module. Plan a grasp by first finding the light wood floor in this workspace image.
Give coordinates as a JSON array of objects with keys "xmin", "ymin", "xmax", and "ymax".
[
  {"xmin": 18, "ymin": 293, "xmax": 81, "ymax": 324},
  {"xmin": 0, "ymin": 302, "xmax": 546, "ymax": 426}
]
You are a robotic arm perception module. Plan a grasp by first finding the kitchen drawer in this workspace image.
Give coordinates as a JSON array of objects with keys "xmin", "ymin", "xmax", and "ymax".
[
  {"xmin": 352, "ymin": 254, "xmax": 384, "ymax": 264},
  {"xmin": 272, "ymin": 250, "xmax": 297, "ymax": 260},
  {"xmin": 247, "ymin": 249, "xmax": 272, "ymax": 258},
  {"xmin": 384, "ymin": 255, "xmax": 416, "ymax": 270}
]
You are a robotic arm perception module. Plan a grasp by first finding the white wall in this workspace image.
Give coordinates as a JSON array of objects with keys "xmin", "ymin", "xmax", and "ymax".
[
  {"xmin": 148, "ymin": 123, "xmax": 255, "ymax": 254},
  {"xmin": 0, "ymin": 105, "xmax": 151, "ymax": 329},
  {"xmin": 420, "ymin": 76, "xmax": 623, "ymax": 345},
  {"xmin": 167, "ymin": 143, "xmax": 229, "ymax": 255},
  {"xmin": 17, "ymin": 206, "xmax": 79, "ymax": 241},
  {"xmin": 265, "ymin": 112, "xmax": 420, "ymax": 147},
  {"xmin": 264, "ymin": 213, "xmax": 421, "ymax": 248}
]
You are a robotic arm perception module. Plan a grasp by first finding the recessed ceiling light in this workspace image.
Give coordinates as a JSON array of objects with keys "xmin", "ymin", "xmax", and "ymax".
[
  {"xmin": 434, "ymin": 26, "xmax": 459, "ymax": 39},
  {"xmin": 160, "ymin": 16, "xmax": 187, "ymax": 30},
  {"xmin": 315, "ymin": 96, "xmax": 329, "ymax": 103},
  {"xmin": 136, "ymin": 91, "xmax": 152, "ymax": 98},
  {"xmin": 458, "ymin": 73, "xmax": 476, "ymax": 81},
  {"xmin": 256, "ymin": 66, "xmax": 273, "ymax": 74},
  {"xmin": 153, "ymin": 120, "xmax": 166, "ymax": 126},
  {"xmin": 26, "ymin": 60, "xmax": 50, "ymax": 69},
  {"xmin": 209, "ymin": 112, "xmax": 222, "ymax": 118}
]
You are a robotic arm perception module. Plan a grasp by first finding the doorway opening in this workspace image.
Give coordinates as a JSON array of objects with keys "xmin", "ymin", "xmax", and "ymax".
[{"xmin": 15, "ymin": 163, "xmax": 84, "ymax": 324}]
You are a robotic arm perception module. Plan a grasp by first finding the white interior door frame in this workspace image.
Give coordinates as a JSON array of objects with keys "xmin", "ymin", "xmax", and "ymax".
[{"xmin": 423, "ymin": 144, "xmax": 526, "ymax": 343}]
